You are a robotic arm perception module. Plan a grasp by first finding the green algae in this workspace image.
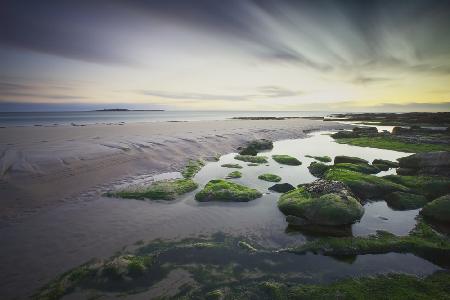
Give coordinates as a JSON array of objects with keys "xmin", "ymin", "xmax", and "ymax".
[
  {"xmin": 385, "ymin": 191, "xmax": 428, "ymax": 210},
  {"xmin": 234, "ymin": 155, "xmax": 268, "ymax": 164},
  {"xmin": 334, "ymin": 155, "xmax": 368, "ymax": 164},
  {"xmin": 195, "ymin": 179, "xmax": 262, "ymax": 202},
  {"xmin": 421, "ymin": 194, "xmax": 450, "ymax": 223},
  {"xmin": 333, "ymin": 162, "xmax": 380, "ymax": 174},
  {"xmin": 383, "ymin": 175, "xmax": 450, "ymax": 199},
  {"xmin": 307, "ymin": 162, "xmax": 330, "ymax": 178},
  {"xmin": 335, "ymin": 136, "xmax": 450, "ymax": 153},
  {"xmin": 181, "ymin": 160, "xmax": 205, "ymax": 178},
  {"xmin": 277, "ymin": 187, "xmax": 364, "ymax": 226},
  {"xmin": 324, "ymin": 168, "xmax": 408, "ymax": 198},
  {"xmin": 258, "ymin": 173, "xmax": 282, "ymax": 182},
  {"xmin": 305, "ymin": 155, "xmax": 332, "ymax": 163},
  {"xmin": 272, "ymin": 155, "xmax": 302, "ymax": 165},
  {"xmin": 108, "ymin": 179, "xmax": 198, "ymax": 200},
  {"xmin": 226, "ymin": 170, "xmax": 242, "ymax": 179},
  {"xmin": 221, "ymin": 163, "xmax": 243, "ymax": 169}
]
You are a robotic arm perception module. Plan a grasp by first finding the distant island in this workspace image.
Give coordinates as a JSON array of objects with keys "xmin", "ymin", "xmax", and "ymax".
[{"xmin": 94, "ymin": 109, "xmax": 165, "ymax": 112}]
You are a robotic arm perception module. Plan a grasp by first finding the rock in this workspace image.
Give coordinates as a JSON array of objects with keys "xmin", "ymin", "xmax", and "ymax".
[
  {"xmin": 333, "ymin": 163, "xmax": 380, "ymax": 174},
  {"xmin": 373, "ymin": 163, "xmax": 390, "ymax": 171},
  {"xmin": 421, "ymin": 194, "xmax": 450, "ymax": 223},
  {"xmin": 308, "ymin": 162, "xmax": 330, "ymax": 178},
  {"xmin": 383, "ymin": 175, "xmax": 450, "ymax": 199},
  {"xmin": 385, "ymin": 192, "xmax": 428, "ymax": 210},
  {"xmin": 226, "ymin": 171, "xmax": 242, "ymax": 179},
  {"xmin": 331, "ymin": 131, "xmax": 359, "ymax": 139},
  {"xmin": 334, "ymin": 156, "xmax": 369, "ymax": 165},
  {"xmin": 396, "ymin": 168, "xmax": 417, "ymax": 176},
  {"xmin": 372, "ymin": 159, "xmax": 399, "ymax": 168},
  {"xmin": 272, "ymin": 155, "xmax": 302, "ymax": 165},
  {"xmin": 258, "ymin": 173, "xmax": 282, "ymax": 182},
  {"xmin": 353, "ymin": 126, "xmax": 378, "ymax": 134},
  {"xmin": 234, "ymin": 155, "xmax": 268, "ymax": 164},
  {"xmin": 268, "ymin": 183, "xmax": 295, "ymax": 193},
  {"xmin": 195, "ymin": 179, "xmax": 262, "ymax": 202},
  {"xmin": 325, "ymin": 169, "xmax": 409, "ymax": 199},
  {"xmin": 397, "ymin": 151, "xmax": 450, "ymax": 176},
  {"xmin": 221, "ymin": 163, "xmax": 243, "ymax": 169},
  {"xmin": 239, "ymin": 139, "xmax": 273, "ymax": 156},
  {"xmin": 278, "ymin": 180, "xmax": 364, "ymax": 226},
  {"xmin": 305, "ymin": 155, "xmax": 332, "ymax": 163}
]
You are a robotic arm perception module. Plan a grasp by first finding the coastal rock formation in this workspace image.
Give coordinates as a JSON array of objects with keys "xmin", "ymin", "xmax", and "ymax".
[
  {"xmin": 238, "ymin": 139, "xmax": 273, "ymax": 156},
  {"xmin": 277, "ymin": 180, "xmax": 364, "ymax": 226},
  {"xmin": 385, "ymin": 191, "xmax": 428, "ymax": 210},
  {"xmin": 397, "ymin": 151, "xmax": 450, "ymax": 176},
  {"xmin": 272, "ymin": 155, "xmax": 302, "ymax": 165},
  {"xmin": 421, "ymin": 194, "xmax": 450, "ymax": 223},
  {"xmin": 308, "ymin": 162, "xmax": 330, "ymax": 178},
  {"xmin": 334, "ymin": 155, "xmax": 369, "ymax": 165},
  {"xmin": 268, "ymin": 183, "xmax": 295, "ymax": 193},
  {"xmin": 195, "ymin": 179, "xmax": 262, "ymax": 202}
]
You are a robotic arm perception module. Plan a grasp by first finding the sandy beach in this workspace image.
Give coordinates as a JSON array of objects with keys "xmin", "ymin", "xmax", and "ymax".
[{"xmin": 0, "ymin": 118, "xmax": 347, "ymax": 224}]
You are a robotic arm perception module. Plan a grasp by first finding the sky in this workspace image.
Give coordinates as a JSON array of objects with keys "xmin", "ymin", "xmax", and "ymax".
[{"xmin": 0, "ymin": 0, "xmax": 449, "ymax": 112}]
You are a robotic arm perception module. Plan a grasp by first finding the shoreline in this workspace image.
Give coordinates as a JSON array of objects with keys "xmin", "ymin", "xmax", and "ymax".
[{"xmin": 0, "ymin": 119, "xmax": 349, "ymax": 224}]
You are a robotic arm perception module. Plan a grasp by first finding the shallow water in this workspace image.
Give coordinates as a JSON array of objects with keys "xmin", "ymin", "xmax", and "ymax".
[{"xmin": 0, "ymin": 131, "xmax": 425, "ymax": 298}]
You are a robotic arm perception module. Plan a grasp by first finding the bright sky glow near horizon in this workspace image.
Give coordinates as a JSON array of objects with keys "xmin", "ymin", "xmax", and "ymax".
[{"xmin": 0, "ymin": 0, "xmax": 450, "ymax": 112}]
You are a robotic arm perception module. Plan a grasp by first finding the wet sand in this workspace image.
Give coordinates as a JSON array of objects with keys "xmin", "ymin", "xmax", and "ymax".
[{"xmin": 0, "ymin": 118, "xmax": 347, "ymax": 223}]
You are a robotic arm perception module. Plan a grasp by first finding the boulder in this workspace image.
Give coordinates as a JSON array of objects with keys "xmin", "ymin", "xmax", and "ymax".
[
  {"xmin": 334, "ymin": 155, "xmax": 369, "ymax": 165},
  {"xmin": 195, "ymin": 179, "xmax": 262, "ymax": 202},
  {"xmin": 353, "ymin": 126, "xmax": 378, "ymax": 134},
  {"xmin": 421, "ymin": 194, "xmax": 450, "ymax": 223},
  {"xmin": 278, "ymin": 180, "xmax": 364, "ymax": 226},
  {"xmin": 308, "ymin": 162, "xmax": 330, "ymax": 178},
  {"xmin": 331, "ymin": 131, "xmax": 359, "ymax": 139},
  {"xmin": 268, "ymin": 183, "xmax": 295, "ymax": 193},
  {"xmin": 385, "ymin": 192, "xmax": 428, "ymax": 210},
  {"xmin": 333, "ymin": 163, "xmax": 380, "ymax": 174},
  {"xmin": 397, "ymin": 151, "xmax": 450, "ymax": 176}
]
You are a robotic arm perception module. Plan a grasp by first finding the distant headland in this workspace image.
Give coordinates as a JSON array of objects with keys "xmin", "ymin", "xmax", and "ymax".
[{"xmin": 93, "ymin": 109, "xmax": 165, "ymax": 112}]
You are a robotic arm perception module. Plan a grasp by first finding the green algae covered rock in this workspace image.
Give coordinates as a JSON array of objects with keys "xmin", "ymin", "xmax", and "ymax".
[
  {"xmin": 325, "ymin": 169, "xmax": 408, "ymax": 199},
  {"xmin": 308, "ymin": 162, "xmax": 331, "ymax": 178},
  {"xmin": 181, "ymin": 160, "xmax": 205, "ymax": 178},
  {"xmin": 305, "ymin": 155, "xmax": 332, "ymax": 163},
  {"xmin": 333, "ymin": 162, "xmax": 380, "ymax": 174},
  {"xmin": 239, "ymin": 139, "xmax": 273, "ymax": 156},
  {"xmin": 373, "ymin": 159, "xmax": 399, "ymax": 168},
  {"xmin": 272, "ymin": 154, "xmax": 302, "ymax": 165},
  {"xmin": 195, "ymin": 179, "xmax": 262, "ymax": 202},
  {"xmin": 221, "ymin": 163, "xmax": 243, "ymax": 169},
  {"xmin": 383, "ymin": 175, "xmax": 450, "ymax": 199},
  {"xmin": 385, "ymin": 191, "xmax": 428, "ymax": 210},
  {"xmin": 109, "ymin": 179, "xmax": 198, "ymax": 200},
  {"xmin": 234, "ymin": 155, "xmax": 268, "ymax": 164},
  {"xmin": 334, "ymin": 155, "xmax": 368, "ymax": 165},
  {"xmin": 277, "ymin": 180, "xmax": 364, "ymax": 226},
  {"xmin": 421, "ymin": 194, "xmax": 450, "ymax": 223},
  {"xmin": 258, "ymin": 173, "xmax": 281, "ymax": 182},
  {"xmin": 268, "ymin": 183, "xmax": 295, "ymax": 193},
  {"xmin": 226, "ymin": 171, "xmax": 242, "ymax": 179}
]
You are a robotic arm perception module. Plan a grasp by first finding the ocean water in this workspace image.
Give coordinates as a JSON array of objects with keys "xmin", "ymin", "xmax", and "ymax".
[{"xmin": 0, "ymin": 110, "xmax": 335, "ymax": 126}]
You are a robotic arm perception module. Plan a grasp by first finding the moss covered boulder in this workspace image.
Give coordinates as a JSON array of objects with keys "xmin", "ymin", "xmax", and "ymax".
[
  {"xmin": 258, "ymin": 173, "xmax": 281, "ymax": 182},
  {"xmin": 195, "ymin": 179, "xmax": 262, "ymax": 202},
  {"xmin": 308, "ymin": 162, "xmax": 330, "ymax": 178},
  {"xmin": 383, "ymin": 175, "xmax": 450, "ymax": 199},
  {"xmin": 421, "ymin": 194, "xmax": 450, "ymax": 223},
  {"xmin": 373, "ymin": 159, "xmax": 399, "ymax": 168},
  {"xmin": 226, "ymin": 171, "xmax": 242, "ymax": 179},
  {"xmin": 181, "ymin": 160, "xmax": 205, "ymax": 178},
  {"xmin": 334, "ymin": 155, "xmax": 369, "ymax": 165},
  {"xmin": 108, "ymin": 179, "xmax": 198, "ymax": 200},
  {"xmin": 268, "ymin": 183, "xmax": 295, "ymax": 193},
  {"xmin": 305, "ymin": 155, "xmax": 332, "ymax": 163},
  {"xmin": 325, "ymin": 169, "xmax": 408, "ymax": 199},
  {"xmin": 277, "ymin": 180, "xmax": 364, "ymax": 226},
  {"xmin": 398, "ymin": 151, "xmax": 450, "ymax": 176},
  {"xmin": 385, "ymin": 191, "xmax": 428, "ymax": 210},
  {"xmin": 239, "ymin": 139, "xmax": 273, "ymax": 156},
  {"xmin": 272, "ymin": 155, "xmax": 302, "ymax": 165},
  {"xmin": 234, "ymin": 155, "xmax": 268, "ymax": 164},
  {"xmin": 333, "ymin": 163, "xmax": 380, "ymax": 174},
  {"xmin": 221, "ymin": 163, "xmax": 242, "ymax": 169}
]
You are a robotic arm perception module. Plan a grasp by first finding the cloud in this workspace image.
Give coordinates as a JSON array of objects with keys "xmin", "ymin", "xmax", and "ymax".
[
  {"xmin": 0, "ymin": 79, "xmax": 86, "ymax": 100},
  {"xmin": 139, "ymin": 86, "xmax": 302, "ymax": 102},
  {"xmin": 351, "ymin": 75, "xmax": 392, "ymax": 85}
]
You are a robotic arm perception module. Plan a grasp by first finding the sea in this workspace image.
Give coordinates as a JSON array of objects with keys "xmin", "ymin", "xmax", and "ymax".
[{"xmin": 0, "ymin": 110, "xmax": 339, "ymax": 127}]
